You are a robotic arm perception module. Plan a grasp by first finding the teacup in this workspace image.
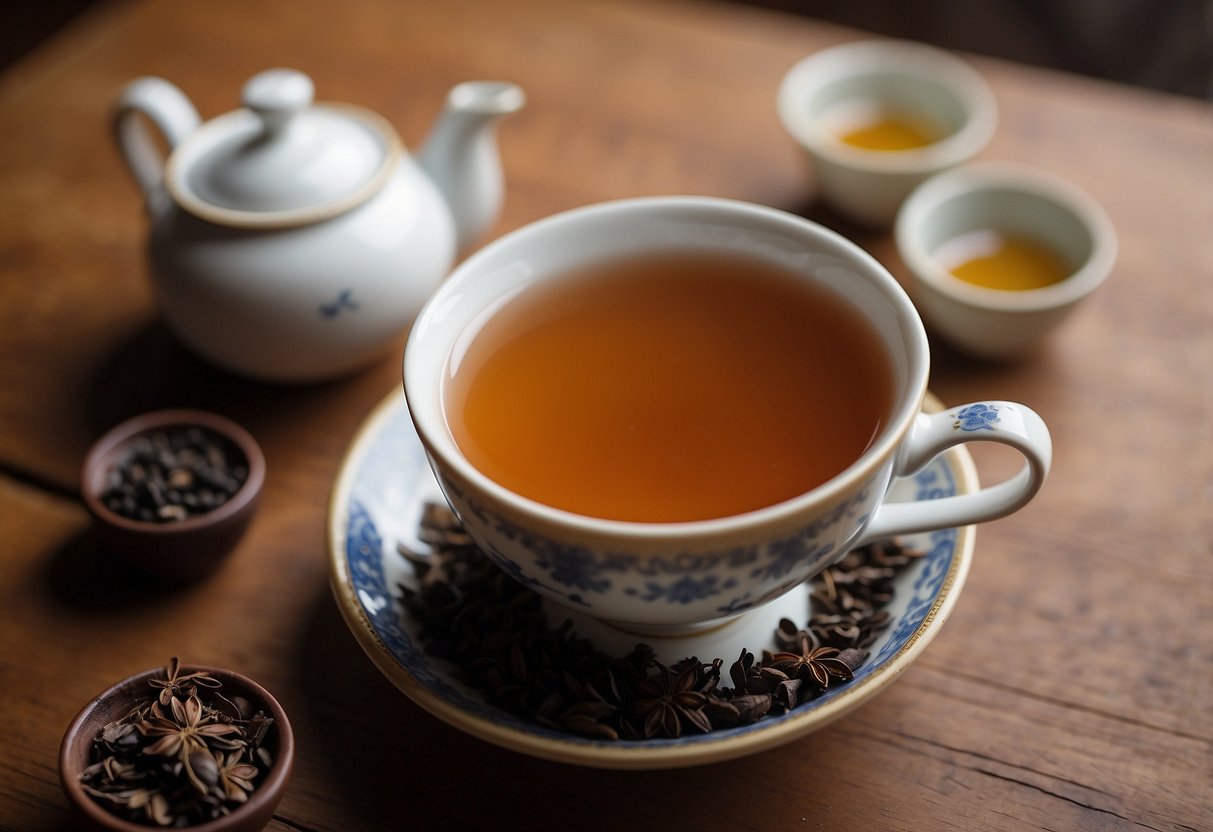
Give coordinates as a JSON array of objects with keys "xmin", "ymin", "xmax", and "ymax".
[
  {"xmin": 403, "ymin": 196, "xmax": 1051, "ymax": 633},
  {"xmin": 895, "ymin": 162, "xmax": 1117, "ymax": 359},
  {"xmin": 777, "ymin": 39, "xmax": 997, "ymax": 226}
]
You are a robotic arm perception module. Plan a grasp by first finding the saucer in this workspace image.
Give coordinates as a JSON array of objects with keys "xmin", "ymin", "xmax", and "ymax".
[{"xmin": 327, "ymin": 389, "xmax": 976, "ymax": 769}]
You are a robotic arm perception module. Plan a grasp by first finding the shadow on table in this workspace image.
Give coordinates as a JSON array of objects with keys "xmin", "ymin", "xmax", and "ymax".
[
  {"xmin": 81, "ymin": 320, "xmax": 373, "ymax": 443},
  {"xmin": 42, "ymin": 529, "xmax": 196, "ymax": 610}
]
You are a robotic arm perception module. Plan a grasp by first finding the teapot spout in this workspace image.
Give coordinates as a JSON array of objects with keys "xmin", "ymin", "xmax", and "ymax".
[{"xmin": 418, "ymin": 81, "xmax": 525, "ymax": 253}]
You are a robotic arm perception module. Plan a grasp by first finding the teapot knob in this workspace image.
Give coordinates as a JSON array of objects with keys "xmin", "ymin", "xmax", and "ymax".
[{"xmin": 243, "ymin": 68, "xmax": 313, "ymax": 135}]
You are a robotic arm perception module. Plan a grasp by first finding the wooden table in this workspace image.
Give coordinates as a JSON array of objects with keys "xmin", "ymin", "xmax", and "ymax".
[{"xmin": 2, "ymin": 1, "xmax": 1210, "ymax": 829}]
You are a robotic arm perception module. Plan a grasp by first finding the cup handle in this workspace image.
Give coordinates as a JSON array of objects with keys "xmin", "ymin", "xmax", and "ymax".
[
  {"xmin": 111, "ymin": 77, "xmax": 201, "ymax": 214},
  {"xmin": 854, "ymin": 401, "xmax": 1052, "ymax": 547}
]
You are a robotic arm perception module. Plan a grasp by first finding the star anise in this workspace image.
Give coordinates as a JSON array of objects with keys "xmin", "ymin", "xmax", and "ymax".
[
  {"xmin": 214, "ymin": 751, "xmax": 260, "ymax": 804},
  {"xmin": 626, "ymin": 663, "xmax": 712, "ymax": 738},
  {"xmin": 148, "ymin": 656, "xmax": 221, "ymax": 706},
  {"xmin": 769, "ymin": 633, "xmax": 855, "ymax": 689},
  {"xmin": 140, "ymin": 695, "xmax": 242, "ymax": 759},
  {"xmin": 81, "ymin": 660, "xmax": 275, "ymax": 827}
]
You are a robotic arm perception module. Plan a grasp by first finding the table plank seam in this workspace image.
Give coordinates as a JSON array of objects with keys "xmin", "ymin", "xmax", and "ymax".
[
  {"xmin": 974, "ymin": 768, "xmax": 1167, "ymax": 832},
  {"xmin": 0, "ymin": 461, "xmax": 78, "ymax": 503},
  {"xmin": 270, "ymin": 813, "xmax": 326, "ymax": 832},
  {"xmin": 887, "ymin": 728, "xmax": 1118, "ymax": 799},
  {"xmin": 915, "ymin": 663, "xmax": 1210, "ymax": 743},
  {"xmin": 850, "ymin": 727, "xmax": 1161, "ymax": 829}
]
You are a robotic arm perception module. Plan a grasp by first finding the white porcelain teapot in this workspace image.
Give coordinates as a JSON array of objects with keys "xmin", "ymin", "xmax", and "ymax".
[{"xmin": 112, "ymin": 69, "xmax": 524, "ymax": 382}]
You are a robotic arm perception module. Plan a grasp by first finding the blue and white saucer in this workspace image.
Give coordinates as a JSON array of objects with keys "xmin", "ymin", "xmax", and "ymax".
[{"xmin": 326, "ymin": 389, "xmax": 976, "ymax": 769}]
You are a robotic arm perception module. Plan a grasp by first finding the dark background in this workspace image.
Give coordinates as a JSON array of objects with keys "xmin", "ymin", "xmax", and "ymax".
[
  {"xmin": 741, "ymin": 0, "xmax": 1212, "ymax": 99},
  {"xmin": 5, "ymin": 0, "xmax": 1212, "ymax": 99}
]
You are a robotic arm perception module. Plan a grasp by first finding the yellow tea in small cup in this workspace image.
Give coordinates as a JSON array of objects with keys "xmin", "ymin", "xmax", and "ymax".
[
  {"xmin": 934, "ymin": 229, "xmax": 1071, "ymax": 291},
  {"xmin": 828, "ymin": 99, "xmax": 944, "ymax": 151}
]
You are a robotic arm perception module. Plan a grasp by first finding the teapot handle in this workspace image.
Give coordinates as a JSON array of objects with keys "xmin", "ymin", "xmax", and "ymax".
[{"xmin": 111, "ymin": 78, "xmax": 201, "ymax": 213}]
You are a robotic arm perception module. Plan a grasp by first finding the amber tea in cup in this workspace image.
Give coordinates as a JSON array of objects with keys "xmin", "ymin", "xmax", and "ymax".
[
  {"xmin": 829, "ymin": 99, "xmax": 945, "ymax": 151},
  {"xmin": 442, "ymin": 251, "xmax": 895, "ymax": 523},
  {"xmin": 933, "ymin": 229, "xmax": 1071, "ymax": 291}
]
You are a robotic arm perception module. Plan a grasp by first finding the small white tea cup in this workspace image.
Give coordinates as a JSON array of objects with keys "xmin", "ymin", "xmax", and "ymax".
[
  {"xmin": 404, "ymin": 196, "xmax": 1051, "ymax": 633},
  {"xmin": 778, "ymin": 39, "xmax": 997, "ymax": 226},
  {"xmin": 895, "ymin": 162, "xmax": 1117, "ymax": 359}
]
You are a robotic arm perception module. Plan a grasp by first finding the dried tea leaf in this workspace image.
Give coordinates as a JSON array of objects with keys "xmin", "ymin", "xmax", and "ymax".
[
  {"xmin": 774, "ymin": 678, "xmax": 803, "ymax": 710},
  {"xmin": 732, "ymin": 693, "xmax": 773, "ymax": 724},
  {"xmin": 149, "ymin": 792, "xmax": 171, "ymax": 826},
  {"xmin": 560, "ymin": 700, "xmax": 616, "ymax": 722},
  {"xmin": 837, "ymin": 648, "xmax": 867, "ymax": 671},
  {"xmin": 561, "ymin": 714, "xmax": 620, "ymax": 740},
  {"xmin": 703, "ymin": 698, "xmax": 741, "ymax": 728}
]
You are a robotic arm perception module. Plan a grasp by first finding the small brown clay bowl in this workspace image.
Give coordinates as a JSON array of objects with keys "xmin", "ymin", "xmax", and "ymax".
[
  {"xmin": 81, "ymin": 410, "xmax": 266, "ymax": 582},
  {"xmin": 60, "ymin": 664, "xmax": 294, "ymax": 832}
]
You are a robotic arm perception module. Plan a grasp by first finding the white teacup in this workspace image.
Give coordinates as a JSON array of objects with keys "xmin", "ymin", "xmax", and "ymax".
[
  {"xmin": 404, "ymin": 197, "xmax": 1051, "ymax": 633},
  {"xmin": 896, "ymin": 162, "xmax": 1117, "ymax": 359},
  {"xmin": 778, "ymin": 40, "xmax": 997, "ymax": 226}
]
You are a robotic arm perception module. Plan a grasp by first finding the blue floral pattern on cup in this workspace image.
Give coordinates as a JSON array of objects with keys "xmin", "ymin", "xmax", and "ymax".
[
  {"xmin": 438, "ymin": 478, "xmax": 875, "ymax": 616},
  {"xmin": 628, "ymin": 574, "xmax": 739, "ymax": 604},
  {"xmin": 953, "ymin": 403, "xmax": 1000, "ymax": 431}
]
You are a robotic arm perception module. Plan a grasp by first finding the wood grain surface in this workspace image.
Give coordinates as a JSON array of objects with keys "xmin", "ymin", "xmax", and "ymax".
[{"xmin": 1, "ymin": 1, "xmax": 1210, "ymax": 830}]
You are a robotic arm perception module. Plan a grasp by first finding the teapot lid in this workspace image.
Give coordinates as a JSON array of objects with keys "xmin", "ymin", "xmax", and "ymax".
[{"xmin": 165, "ymin": 69, "xmax": 401, "ymax": 227}]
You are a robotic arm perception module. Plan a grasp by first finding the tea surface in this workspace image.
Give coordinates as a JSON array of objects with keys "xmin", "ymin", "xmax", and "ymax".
[
  {"xmin": 829, "ymin": 100, "xmax": 943, "ymax": 151},
  {"xmin": 443, "ymin": 252, "xmax": 894, "ymax": 523},
  {"xmin": 934, "ymin": 230, "xmax": 1071, "ymax": 290}
]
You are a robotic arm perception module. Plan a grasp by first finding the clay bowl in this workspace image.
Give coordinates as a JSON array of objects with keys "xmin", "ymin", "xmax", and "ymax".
[
  {"xmin": 81, "ymin": 409, "xmax": 266, "ymax": 581},
  {"xmin": 59, "ymin": 664, "xmax": 294, "ymax": 832}
]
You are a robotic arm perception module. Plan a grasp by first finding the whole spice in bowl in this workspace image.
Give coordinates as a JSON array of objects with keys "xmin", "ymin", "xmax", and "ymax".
[
  {"xmin": 59, "ymin": 659, "xmax": 293, "ymax": 831},
  {"xmin": 100, "ymin": 427, "xmax": 249, "ymax": 524},
  {"xmin": 81, "ymin": 410, "xmax": 266, "ymax": 581}
]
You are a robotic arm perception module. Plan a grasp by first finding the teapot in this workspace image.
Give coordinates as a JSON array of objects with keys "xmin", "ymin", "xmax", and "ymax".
[{"xmin": 112, "ymin": 69, "xmax": 524, "ymax": 382}]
